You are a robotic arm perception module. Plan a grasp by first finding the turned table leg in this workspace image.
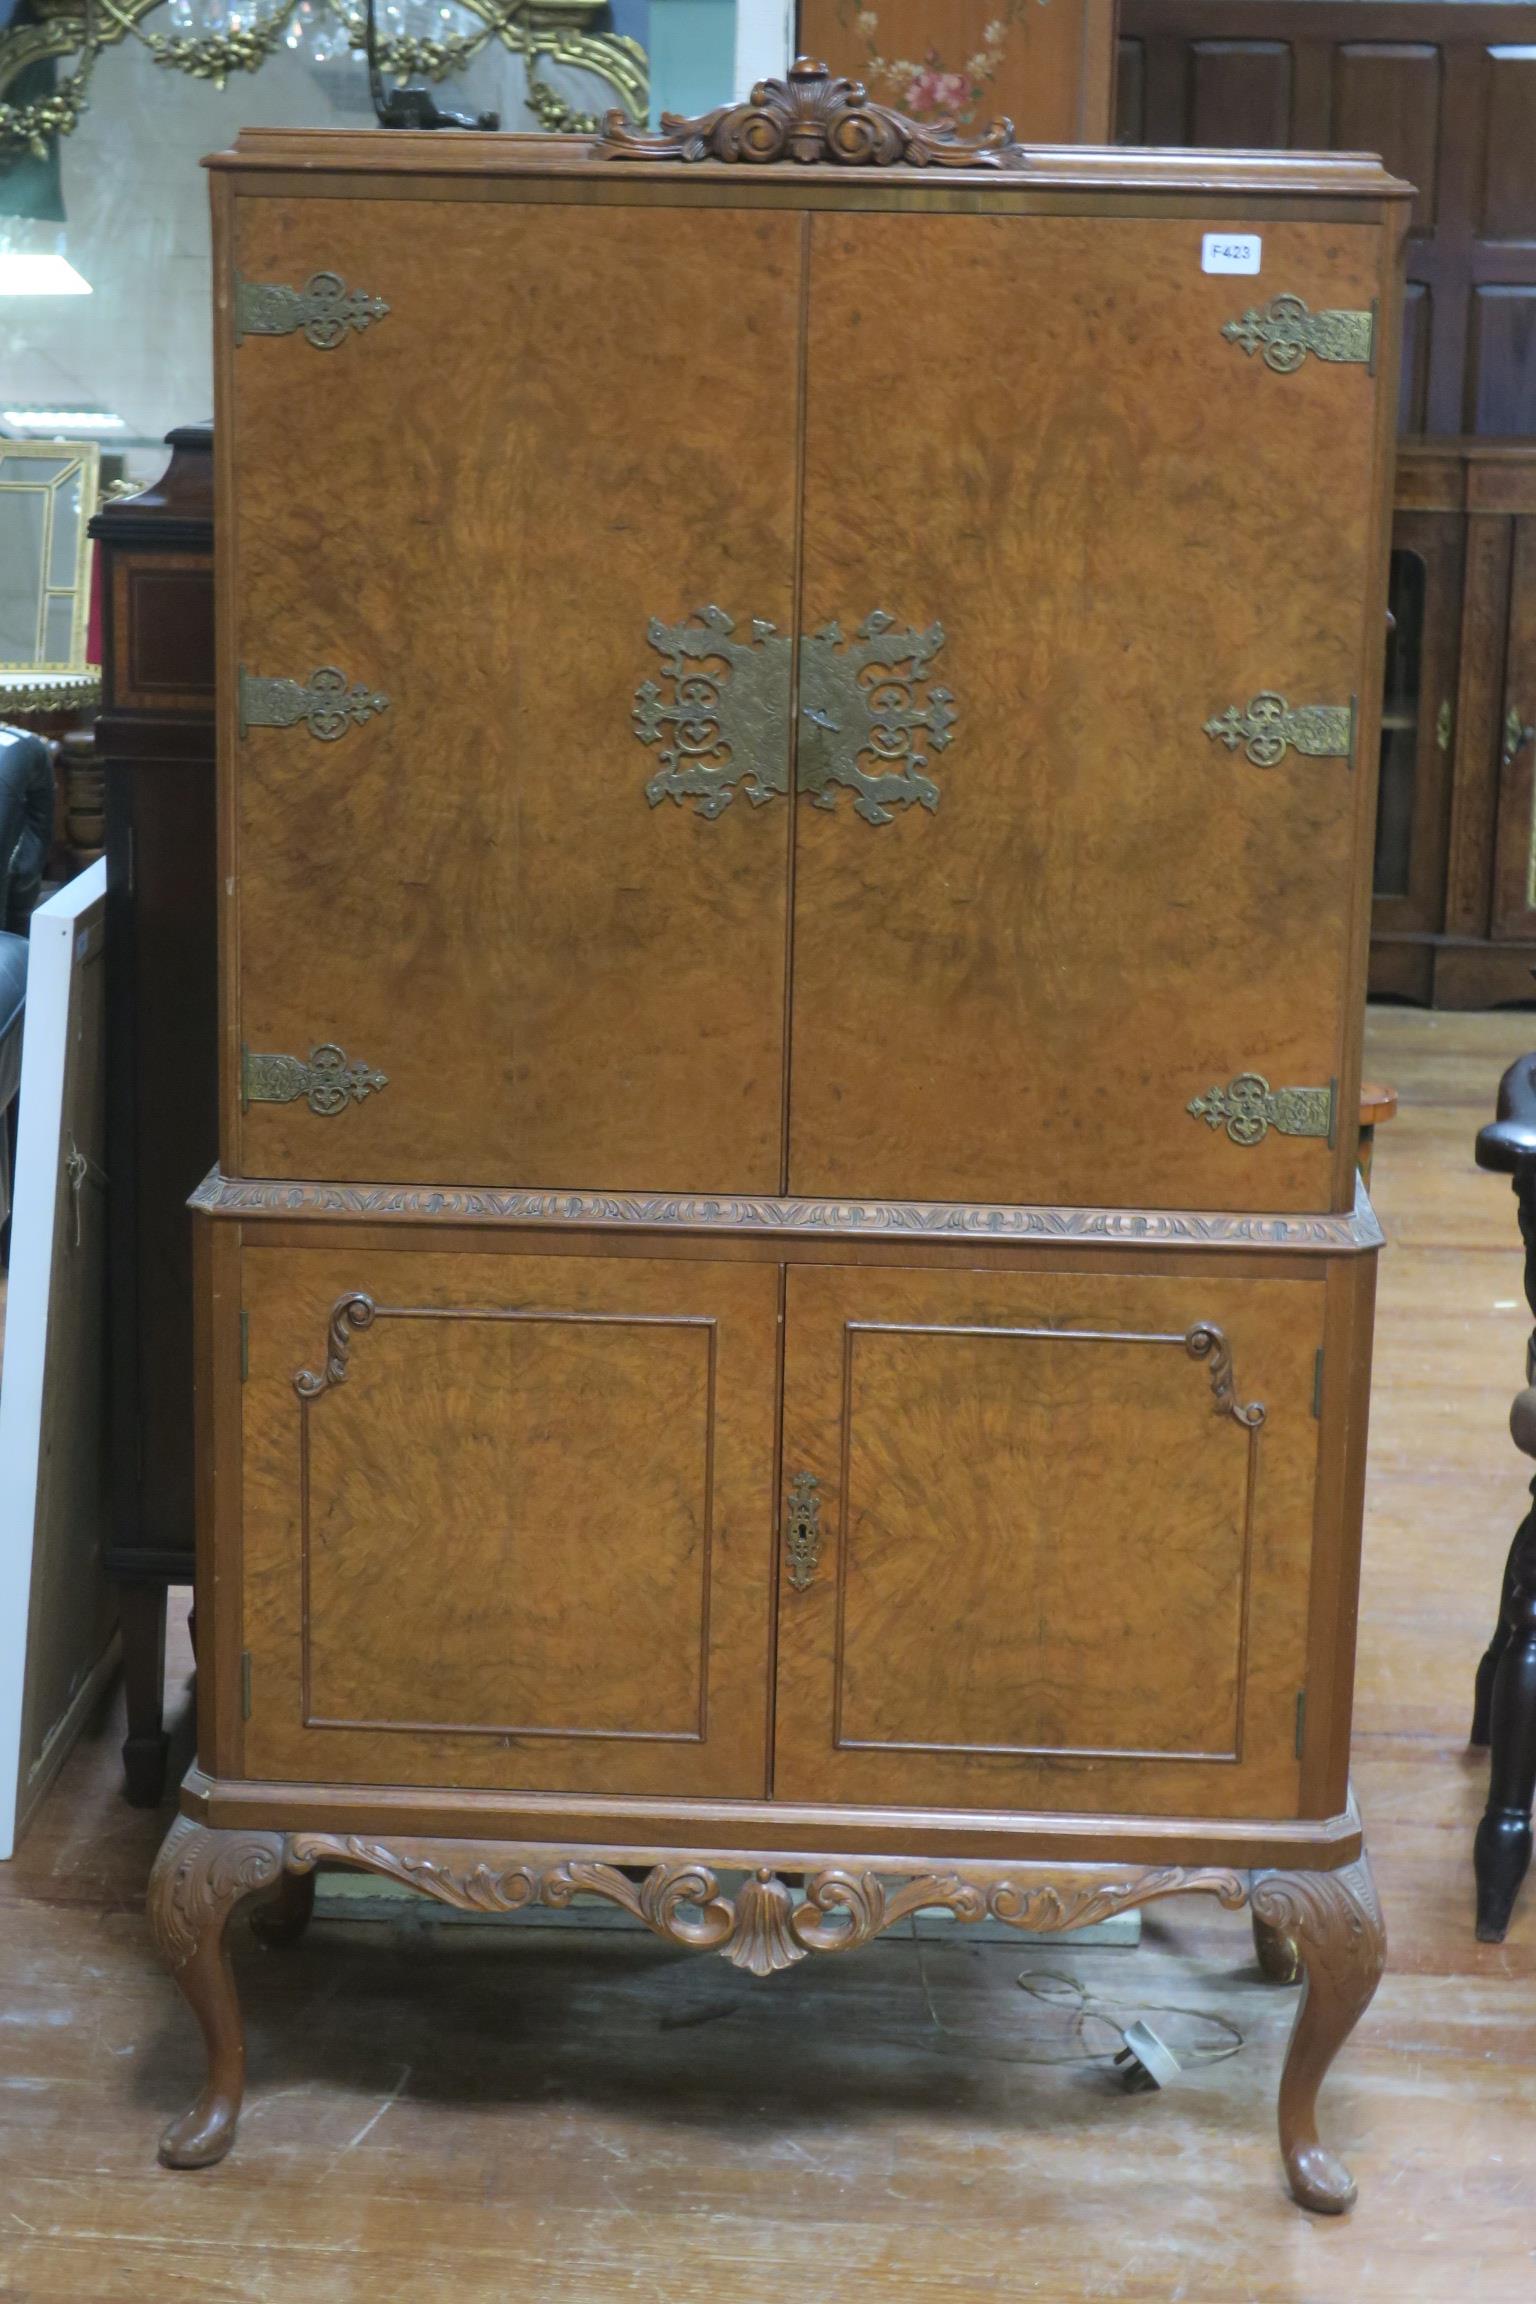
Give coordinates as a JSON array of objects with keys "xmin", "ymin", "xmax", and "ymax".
[
  {"xmin": 1474, "ymin": 1486, "xmax": 1536, "ymax": 1940},
  {"xmin": 1250, "ymin": 1854, "xmax": 1385, "ymax": 2214},
  {"xmin": 148, "ymin": 1815, "xmax": 285, "ymax": 2167},
  {"xmin": 119, "ymin": 1580, "xmax": 170, "ymax": 1809}
]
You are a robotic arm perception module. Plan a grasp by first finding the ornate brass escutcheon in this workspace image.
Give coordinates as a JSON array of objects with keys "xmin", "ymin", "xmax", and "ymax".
[
  {"xmin": 633, "ymin": 607, "xmax": 958, "ymax": 822},
  {"xmin": 634, "ymin": 605, "xmax": 792, "ymax": 817},
  {"xmin": 1203, "ymin": 693, "xmax": 1354, "ymax": 770},
  {"xmin": 239, "ymin": 665, "xmax": 390, "ymax": 743},
  {"xmin": 785, "ymin": 1471, "xmax": 823, "ymax": 1592},
  {"xmin": 233, "ymin": 271, "xmax": 390, "ymax": 351},
  {"xmin": 1220, "ymin": 294, "xmax": 1374, "ymax": 374},
  {"xmin": 1187, "ymin": 1073, "xmax": 1334, "ymax": 1148},
  {"xmin": 797, "ymin": 612, "xmax": 956, "ymax": 823},
  {"xmin": 243, "ymin": 1044, "xmax": 389, "ymax": 1118}
]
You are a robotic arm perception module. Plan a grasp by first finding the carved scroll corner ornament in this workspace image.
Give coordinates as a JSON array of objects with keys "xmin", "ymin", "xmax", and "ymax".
[
  {"xmin": 242, "ymin": 1043, "xmax": 389, "ymax": 1117},
  {"xmin": 1220, "ymin": 293, "xmax": 1374, "ymax": 375},
  {"xmin": 238, "ymin": 664, "xmax": 390, "ymax": 743},
  {"xmin": 595, "ymin": 54, "xmax": 1016, "ymax": 168},
  {"xmin": 1184, "ymin": 1321, "xmax": 1267, "ymax": 1430},
  {"xmin": 799, "ymin": 610, "xmax": 956, "ymax": 823},
  {"xmin": 1204, "ymin": 693, "xmax": 1354, "ymax": 769},
  {"xmin": 148, "ymin": 1814, "xmax": 285, "ymax": 1972},
  {"xmin": 634, "ymin": 603, "xmax": 792, "ymax": 817},
  {"xmin": 1187, "ymin": 1073, "xmax": 1334, "ymax": 1148},
  {"xmin": 293, "ymin": 1291, "xmax": 377, "ymax": 1401},
  {"xmin": 234, "ymin": 269, "xmax": 391, "ymax": 351}
]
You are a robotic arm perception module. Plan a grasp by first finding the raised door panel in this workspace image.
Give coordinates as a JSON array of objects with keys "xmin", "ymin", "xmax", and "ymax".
[
  {"xmin": 1468, "ymin": 287, "xmax": 1536, "ymax": 435},
  {"xmin": 239, "ymin": 1248, "xmax": 779, "ymax": 1796},
  {"xmin": 773, "ymin": 1264, "xmax": 1323, "ymax": 1819},
  {"xmin": 1481, "ymin": 44, "xmax": 1536, "ymax": 240},
  {"xmin": 1331, "ymin": 45, "xmax": 1441, "ymax": 235},
  {"xmin": 789, "ymin": 213, "xmax": 1386, "ymax": 1214},
  {"xmin": 223, "ymin": 194, "xmax": 801, "ymax": 1191},
  {"xmin": 1188, "ymin": 39, "xmax": 1293, "ymax": 146},
  {"xmin": 1490, "ymin": 518, "xmax": 1536, "ymax": 939}
]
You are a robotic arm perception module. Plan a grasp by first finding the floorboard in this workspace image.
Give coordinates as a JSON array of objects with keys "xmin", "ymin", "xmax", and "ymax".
[{"xmin": 1, "ymin": 1007, "xmax": 1534, "ymax": 2300}]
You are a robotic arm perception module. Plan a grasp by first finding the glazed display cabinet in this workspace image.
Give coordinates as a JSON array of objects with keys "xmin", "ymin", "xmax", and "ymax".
[
  {"xmin": 1369, "ymin": 442, "xmax": 1536, "ymax": 1005},
  {"xmin": 148, "ymin": 69, "xmax": 1405, "ymax": 2212}
]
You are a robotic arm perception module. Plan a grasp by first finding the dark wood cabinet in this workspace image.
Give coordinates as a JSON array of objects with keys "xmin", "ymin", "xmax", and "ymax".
[
  {"xmin": 1369, "ymin": 442, "xmax": 1536, "ymax": 1003},
  {"xmin": 1116, "ymin": 1, "xmax": 1536, "ymax": 437},
  {"xmin": 89, "ymin": 428, "xmax": 216, "ymax": 1801}
]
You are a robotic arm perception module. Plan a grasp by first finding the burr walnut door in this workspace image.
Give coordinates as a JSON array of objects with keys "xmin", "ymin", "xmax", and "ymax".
[
  {"xmin": 222, "ymin": 192, "xmax": 802, "ymax": 1191},
  {"xmin": 772, "ymin": 1264, "xmax": 1325, "ymax": 1819},
  {"xmin": 787, "ymin": 211, "xmax": 1389, "ymax": 1215},
  {"xmin": 237, "ymin": 1247, "xmax": 779, "ymax": 1797}
]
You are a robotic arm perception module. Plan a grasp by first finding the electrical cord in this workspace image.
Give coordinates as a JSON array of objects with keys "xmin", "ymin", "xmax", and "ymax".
[{"xmin": 910, "ymin": 1934, "xmax": 1246, "ymax": 2071}]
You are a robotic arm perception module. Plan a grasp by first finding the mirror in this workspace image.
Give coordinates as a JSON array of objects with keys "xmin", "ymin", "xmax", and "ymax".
[{"xmin": 0, "ymin": 441, "xmax": 100, "ymax": 672}]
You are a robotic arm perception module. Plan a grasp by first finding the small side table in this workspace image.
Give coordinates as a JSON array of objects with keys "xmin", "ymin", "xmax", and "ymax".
[
  {"xmin": 1473, "ymin": 1053, "xmax": 1536, "ymax": 1940},
  {"xmin": 1357, "ymin": 1081, "xmax": 1397, "ymax": 1188}
]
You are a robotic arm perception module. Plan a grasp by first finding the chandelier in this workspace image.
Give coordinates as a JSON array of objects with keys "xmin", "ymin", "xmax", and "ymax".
[{"xmin": 0, "ymin": 0, "xmax": 649, "ymax": 160}]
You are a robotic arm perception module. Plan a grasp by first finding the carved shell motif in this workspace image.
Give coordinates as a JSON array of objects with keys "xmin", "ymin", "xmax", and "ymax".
[{"xmin": 596, "ymin": 55, "xmax": 1015, "ymax": 169}]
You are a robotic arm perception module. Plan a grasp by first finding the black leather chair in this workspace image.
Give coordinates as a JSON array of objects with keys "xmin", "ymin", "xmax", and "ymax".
[{"xmin": 0, "ymin": 725, "xmax": 54, "ymax": 1249}]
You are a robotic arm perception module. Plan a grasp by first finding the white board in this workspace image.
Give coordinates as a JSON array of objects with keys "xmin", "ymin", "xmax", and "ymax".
[{"xmin": 0, "ymin": 859, "xmax": 118, "ymax": 1859}]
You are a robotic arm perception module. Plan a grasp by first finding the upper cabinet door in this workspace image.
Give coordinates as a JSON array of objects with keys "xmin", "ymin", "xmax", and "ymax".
[
  {"xmin": 787, "ymin": 212, "xmax": 1387, "ymax": 1214},
  {"xmin": 224, "ymin": 195, "xmax": 802, "ymax": 1190}
]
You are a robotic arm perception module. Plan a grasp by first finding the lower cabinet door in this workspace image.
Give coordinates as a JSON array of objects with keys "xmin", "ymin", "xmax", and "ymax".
[
  {"xmin": 772, "ymin": 1264, "xmax": 1323, "ymax": 1818},
  {"xmin": 239, "ymin": 1247, "xmax": 779, "ymax": 1797}
]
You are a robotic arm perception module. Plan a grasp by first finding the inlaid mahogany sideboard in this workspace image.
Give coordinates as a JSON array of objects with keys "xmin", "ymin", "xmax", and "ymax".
[{"xmin": 148, "ymin": 71, "xmax": 1405, "ymax": 2211}]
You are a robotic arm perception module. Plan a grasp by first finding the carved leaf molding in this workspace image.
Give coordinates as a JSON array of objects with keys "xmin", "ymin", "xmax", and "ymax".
[{"xmin": 281, "ymin": 1838, "xmax": 1249, "ymax": 1976}]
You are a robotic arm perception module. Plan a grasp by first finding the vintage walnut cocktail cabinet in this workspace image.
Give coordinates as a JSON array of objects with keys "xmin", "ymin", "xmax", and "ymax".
[{"xmin": 150, "ymin": 72, "xmax": 1406, "ymax": 2211}]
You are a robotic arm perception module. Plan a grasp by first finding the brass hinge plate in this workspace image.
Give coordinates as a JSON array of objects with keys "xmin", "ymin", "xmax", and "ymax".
[
  {"xmin": 240, "ymin": 1309, "xmax": 249, "ymax": 1384},
  {"xmin": 1312, "ymin": 1347, "xmax": 1324, "ymax": 1420},
  {"xmin": 1294, "ymin": 1689, "xmax": 1307, "ymax": 1759},
  {"xmin": 238, "ymin": 664, "xmax": 389, "ymax": 743},
  {"xmin": 241, "ymin": 1651, "xmax": 253, "ymax": 1722},
  {"xmin": 242, "ymin": 1042, "xmax": 389, "ymax": 1118},
  {"xmin": 1187, "ymin": 1073, "xmax": 1336, "ymax": 1148},
  {"xmin": 1221, "ymin": 294, "xmax": 1374, "ymax": 374},
  {"xmin": 234, "ymin": 270, "xmax": 389, "ymax": 351},
  {"xmin": 1204, "ymin": 693, "xmax": 1354, "ymax": 770}
]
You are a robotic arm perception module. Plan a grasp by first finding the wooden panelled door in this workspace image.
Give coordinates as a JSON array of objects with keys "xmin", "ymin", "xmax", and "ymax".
[
  {"xmin": 237, "ymin": 1247, "xmax": 780, "ymax": 1797},
  {"xmin": 773, "ymin": 1265, "xmax": 1324, "ymax": 1819},
  {"xmin": 1490, "ymin": 517, "xmax": 1536, "ymax": 940},
  {"xmin": 225, "ymin": 194, "xmax": 802, "ymax": 1191},
  {"xmin": 1372, "ymin": 511, "xmax": 1465, "ymax": 939},
  {"xmin": 788, "ymin": 211, "xmax": 1383, "ymax": 1214}
]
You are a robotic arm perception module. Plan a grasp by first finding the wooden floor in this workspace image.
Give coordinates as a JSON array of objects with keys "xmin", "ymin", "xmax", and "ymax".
[{"xmin": 3, "ymin": 1007, "xmax": 1535, "ymax": 2302}]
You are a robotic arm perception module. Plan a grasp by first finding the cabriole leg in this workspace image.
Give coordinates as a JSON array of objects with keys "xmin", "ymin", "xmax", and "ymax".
[
  {"xmin": 1250, "ymin": 1854, "xmax": 1385, "ymax": 2214},
  {"xmin": 147, "ymin": 1814, "xmax": 285, "ymax": 2168}
]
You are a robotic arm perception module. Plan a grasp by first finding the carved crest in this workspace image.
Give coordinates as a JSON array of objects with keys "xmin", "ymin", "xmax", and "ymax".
[{"xmin": 596, "ymin": 54, "xmax": 1015, "ymax": 168}]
